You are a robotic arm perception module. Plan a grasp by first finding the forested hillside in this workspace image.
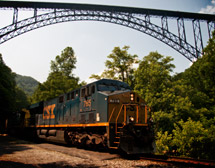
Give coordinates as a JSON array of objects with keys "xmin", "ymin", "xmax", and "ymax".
[{"xmin": 15, "ymin": 74, "xmax": 39, "ymax": 96}]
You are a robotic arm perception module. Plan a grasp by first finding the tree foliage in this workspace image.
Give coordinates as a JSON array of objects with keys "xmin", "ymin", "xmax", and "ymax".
[
  {"xmin": 133, "ymin": 33, "xmax": 215, "ymax": 159},
  {"xmin": 90, "ymin": 46, "xmax": 138, "ymax": 88},
  {"xmin": 172, "ymin": 118, "xmax": 210, "ymax": 158},
  {"xmin": 50, "ymin": 47, "xmax": 77, "ymax": 77},
  {"xmin": 15, "ymin": 74, "xmax": 39, "ymax": 97},
  {"xmin": 14, "ymin": 86, "xmax": 29, "ymax": 111},
  {"xmin": 135, "ymin": 52, "xmax": 175, "ymax": 108},
  {"xmin": 156, "ymin": 131, "xmax": 173, "ymax": 154},
  {"xmin": 0, "ymin": 54, "xmax": 29, "ymax": 132},
  {"xmin": 0, "ymin": 54, "xmax": 16, "ymax": 121},
  {"xmin": 145, "ymin": 32, "xmax": 215, "ymax": 160},
  {"xmin": 134, "ymin": 52, "xmax": 178, "ymax": 132},
  {"xmin": 32, "ymin": 71, "xmax": 79, "ymax": 102},
  {"xmin": 32, "ymin": 47, "xmax": 80, "ymax": 103}
]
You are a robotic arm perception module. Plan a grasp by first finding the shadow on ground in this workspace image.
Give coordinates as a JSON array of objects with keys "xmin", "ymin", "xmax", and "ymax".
[
  {"xmin": 0, "ymin": 161, "xmax": 100, "ymax": 168},
  {"xmin": 0, "ymin": 135, "xmax": 32, "ymax": 157}
]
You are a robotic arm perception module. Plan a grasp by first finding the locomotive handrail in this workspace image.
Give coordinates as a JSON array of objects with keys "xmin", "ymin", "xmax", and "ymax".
[
  {"xmin": 108, "ymin": 107, "xmax": 116, "ymax": 122},
  {"xmin": 136, "ymin": 105, "xmax": 139, "ymax": 123},
  {"xmin": 145, "ymin": 106, "xmax": 148, "ymax": 123},
  {"xmin": 115, "ymin": 104, "xmax": 124, "ymax": 134},
  {"xmin": 124, "ymin": 104, "xmax": 127, "ymax": 124}
]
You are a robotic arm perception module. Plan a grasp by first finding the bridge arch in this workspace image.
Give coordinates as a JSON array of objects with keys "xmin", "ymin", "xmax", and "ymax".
[{"xmin": 0, "ymin": 9, "xmax": 208, "ymax": 62}]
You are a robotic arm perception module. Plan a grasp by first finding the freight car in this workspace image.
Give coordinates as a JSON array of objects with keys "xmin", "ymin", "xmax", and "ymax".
[{"xmin": 22, "ymin": 79, "xmax": 154, "ymax": 154}]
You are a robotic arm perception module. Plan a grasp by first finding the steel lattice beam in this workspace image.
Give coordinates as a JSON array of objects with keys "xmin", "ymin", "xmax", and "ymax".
[
  {"xmin": 161, "ymin": 16, "xmax": 168, "ymax": 36},
  {"xmin": 177, "ymin": 18, "xmax": 187, "ymax": 44},
  {"xmin": 208, "ymin": 21, "xmax": 215, "ymax": 39},
  {"xmin": 193, "ymin": 19, "xmax": 203, "ymax": 58},
  {"xmin": 0, "ymin": 1, "xmax": 215, "ymax": 62},
  {"xmin": 13, "ymin": 8, "xmax": 18, "ymax": 26}
]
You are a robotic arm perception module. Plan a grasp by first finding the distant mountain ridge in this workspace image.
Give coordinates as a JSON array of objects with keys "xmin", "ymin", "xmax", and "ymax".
[{"xmin": 15, "ymin": 74, "xmax": 39, "ymax": 96}]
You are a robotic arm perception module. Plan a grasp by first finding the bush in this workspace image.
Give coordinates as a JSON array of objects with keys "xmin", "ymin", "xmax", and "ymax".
[
  {"xmin": 156, "ymin": 131, "xmax": 173, "ymax": 154},
  {"xmin": 156, "ymin": 118, "xmax": 215, "ymax": 159}
]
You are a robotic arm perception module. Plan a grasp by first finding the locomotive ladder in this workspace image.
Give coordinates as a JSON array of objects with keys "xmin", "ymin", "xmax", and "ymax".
[{"xmin": 109, "ymin": 104, "xmax": 140, "ymax": 149}]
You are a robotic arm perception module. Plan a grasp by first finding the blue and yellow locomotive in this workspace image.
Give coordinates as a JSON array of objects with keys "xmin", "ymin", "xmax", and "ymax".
[{"xmin": 27, "ymin": 79, "xmax": 154, "ymax": 154}]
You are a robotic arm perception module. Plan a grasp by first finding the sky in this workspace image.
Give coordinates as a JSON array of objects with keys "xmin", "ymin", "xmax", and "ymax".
[{"xmin": 0, "ymin": 0, "xmax": 215, "ymax": 83}]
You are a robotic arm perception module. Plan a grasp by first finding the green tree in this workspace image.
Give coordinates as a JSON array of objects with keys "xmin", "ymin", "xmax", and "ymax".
[
  {"xmin": 200, "ymin": 32, "xmax": 215, "ymax": 100},
  {"xmin": 14, "ymin": 86, "xmax": 29, "ymax": 111},
  {"xmin": 134, "ymin": 52, "xmax": 177, "ymax": 133},
  {"xmin": 90, "ymin": 46, "xmax": 138, "ymax": 88},
  {"xmin": 172, "ymin": 118, "xmax": 215, "ymax": 159},
  {"xmin": 154, "ymin": 32, "xmax": 215, "ymax": 159},
  {"xmin": 51, "ymin": 47, "xmax": 77, "ymax": 77},
  {"xmin": 0, "ymin": 54, "xmax": 16, "ymax": 132},
  {"xmin": 179, "ymin": 31, "xmax": 215, "ymax": 110},
  {"xmin": 156, "ymin": 118, "xmax": 215, "ymax": 159},
  {"xmin": 32, "ymin": 47, "xmax": 80, "ymax": 103},
  {"xmin": 134, "ymin": 52, "xmax": 197, "ymax": 133},
  {"xmin": 134, "ymin": 51, "xmax": 175, "ymax": 110},
  {"xmin": 32, "ymin": 72, "xmax": 80, "ymax": 102},
  {"xmin": 156, "ymin": 131, "xmax": 173, "ymax": 154},
  {"xmin": 15, "ymin": 74, "xmax": 39, "ymax": 97}
]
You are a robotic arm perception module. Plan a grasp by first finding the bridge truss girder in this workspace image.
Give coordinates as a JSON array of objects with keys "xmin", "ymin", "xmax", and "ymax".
[{"xmin": 0, "ymin": 6, "xmax": 214, "ymax": 62}]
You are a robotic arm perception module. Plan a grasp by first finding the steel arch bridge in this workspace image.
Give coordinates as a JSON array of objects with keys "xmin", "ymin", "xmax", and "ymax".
[{"xmin": 0, "ymin": 1, "xmax": 215, "ymax": 62}]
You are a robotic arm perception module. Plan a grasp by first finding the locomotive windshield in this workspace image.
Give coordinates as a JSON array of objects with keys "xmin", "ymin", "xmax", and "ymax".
[{"xmin": 97, "ymin": 83, "xmax": 130, "ymax": 91}]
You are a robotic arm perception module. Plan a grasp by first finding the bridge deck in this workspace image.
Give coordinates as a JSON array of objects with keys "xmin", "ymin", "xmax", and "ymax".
[{"xmin": 0, "ymin": 1, "xmax": 214, "ymax": 21}]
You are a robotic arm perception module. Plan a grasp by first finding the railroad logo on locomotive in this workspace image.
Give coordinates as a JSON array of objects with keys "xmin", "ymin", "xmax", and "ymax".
[
  {"xmin": 84, "ymin": 99, "xmax": 91, "ymax": 107},
  {"xmin": 43, "ymin": 104, "xmax": 56, "ymax": 119}
]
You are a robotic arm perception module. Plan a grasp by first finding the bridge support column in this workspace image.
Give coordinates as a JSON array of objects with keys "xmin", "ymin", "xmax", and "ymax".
[
  {"xmin": 207, "ymin": 21, "xmax": 215, "ymax": 39},
  {"xmin": 34, "ymin": 8, "xmax": 38, "ymax": 22},
  {"xmin": 192, "ymin": 19, "xmax": 203, "ymax": 58},
  {"xmin": 161, "ymin": 16, "xmax": 168, "ymax": 36},
  {"xmin": 13, "ymin": 8, "xmax": 18, "ymax": 28},
  {"xmin": 177, "ymin": 17, "xmax": 186, "ymax": 47}
]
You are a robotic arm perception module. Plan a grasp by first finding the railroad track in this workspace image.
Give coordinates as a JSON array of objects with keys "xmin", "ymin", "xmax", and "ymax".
[
  {"xmin": 2, "ymin": 134, "xmax": 214, "ymax": 167},
  {"xmin": 139, "ymin": 154, "xmax": 215, "ymax": 167},
  {"xmin": 36, "ymin": 142, "xmax": 215, "ymax": 167}
]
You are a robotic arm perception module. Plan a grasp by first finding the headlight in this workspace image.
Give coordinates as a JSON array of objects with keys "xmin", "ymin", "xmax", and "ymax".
[
  {"xmin": 130, "ymin": 93, "xmax": 134, "ymax": 101},
  {"xmin": 129, "ymin": 116, "xmax": 134, "ymax": 123}
]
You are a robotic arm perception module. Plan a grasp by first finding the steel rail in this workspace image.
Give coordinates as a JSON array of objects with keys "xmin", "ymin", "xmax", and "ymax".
[{"xmin": 139, "ymin": 154, "xmax": 215, "ymax": 167}]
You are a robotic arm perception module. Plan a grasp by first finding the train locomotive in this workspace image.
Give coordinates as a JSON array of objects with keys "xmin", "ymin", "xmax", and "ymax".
[{"xmin": 20, "ymin": 79, "xmax": 155, "ymax": 154}]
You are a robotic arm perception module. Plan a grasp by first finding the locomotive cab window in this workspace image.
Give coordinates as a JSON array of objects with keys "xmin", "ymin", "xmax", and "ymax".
[
  {"xmin": 91, "ymin": 85, "xmax": 95, "ymax": 94},
  {"xmin": 81, "ymin": 88, "xmax": 86, "ymax": 97},
  {"xmin": 86, "ymin": 86, "xmax": 91, "ymax": 96},
  {"xmin": 71, "ymin": 91, "xmax": 75, "ymax": 100},
  {"xmin": 98, "ymin": 84, "xmax": 115, "ymax": 91},
  {"xmin": 75, "ymin": 90, "xmax": 79, "ymax": 97},
  {"xmin": 81, "ymin": 86, "xmax": 92, "ymax": 97},
  {"xmin": 67, "ymin": 93, "xmax": 70, "ymax": 100},
  {"xmin": 98, "ymin": 83, "xmax": 130, "ymax": 92}
]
